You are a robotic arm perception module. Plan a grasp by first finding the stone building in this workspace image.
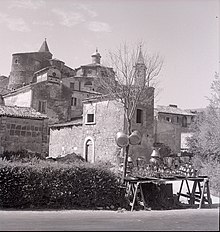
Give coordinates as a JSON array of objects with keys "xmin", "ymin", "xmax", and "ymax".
[
  {"xmin": 49, "ymin": 87, "xmax": 155, "ymax": 165},
  {"xmin": 1, "ymin": 40, "xmax": 113, "ymax": 124},
  {"xmin": 0, "ymin": 101, "xmax": 48, "ymax": 155},
  {"xmin": 0, "ymin": 40, "xmax": 119, "ymax": 159},
  {"xmin": 49, "ymin": 47, "xmax": 155, "ymax": 164},
  {"xmin": 154, "ymin": 104, "xmax": 196, "ymax": 154},
  {"xmin": 0, "ymin": 40, "xmax": 157, "ymax": 165}
]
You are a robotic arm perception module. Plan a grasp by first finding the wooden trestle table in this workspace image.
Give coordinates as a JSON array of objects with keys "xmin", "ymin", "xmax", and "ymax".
[{"xmin": 124, "ymin": 176, "xmax": 212, "ymax": 211}]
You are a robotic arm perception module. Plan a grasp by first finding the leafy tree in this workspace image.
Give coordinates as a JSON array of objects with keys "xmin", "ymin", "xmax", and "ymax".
[
  {"xmin": 186, "ymin": 73, "xmax": 220, "ymax": 195},
  {"xmin": 187, "ymin": 72, "xmax": 220, "ymax": 162},
  {"xmin": 99, "ymin": 42, "xmax": 163, "ymax": 181}
]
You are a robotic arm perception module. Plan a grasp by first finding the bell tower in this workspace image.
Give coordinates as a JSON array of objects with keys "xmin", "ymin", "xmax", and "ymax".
[{"xmin": 134, "ymin": 46, "xmax": 147, "ymax": 86}]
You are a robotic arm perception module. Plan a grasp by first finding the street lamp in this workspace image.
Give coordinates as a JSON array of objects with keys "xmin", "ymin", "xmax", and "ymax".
[{"xmin": 115, "ymin": 130, "xmax": 141, "ymax": 182}]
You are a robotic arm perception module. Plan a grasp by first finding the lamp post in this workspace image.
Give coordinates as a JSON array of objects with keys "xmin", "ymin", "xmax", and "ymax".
[{"xmin": 115, "ymin": 130, "xmax": 141, "ymax": 183}]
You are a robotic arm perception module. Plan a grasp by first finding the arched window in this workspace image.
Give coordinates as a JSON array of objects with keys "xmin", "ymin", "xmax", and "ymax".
[{"xmin": 84, "ymin": 137, "xmax": 95, "ymax": 163}]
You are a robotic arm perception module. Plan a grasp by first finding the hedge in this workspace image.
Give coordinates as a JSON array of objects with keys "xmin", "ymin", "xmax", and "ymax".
[{"xmin": 0, "ymin": 159, "xmax": 128, "ymax": 210}]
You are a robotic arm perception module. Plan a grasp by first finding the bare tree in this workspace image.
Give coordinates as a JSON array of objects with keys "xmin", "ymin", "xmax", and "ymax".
[{"xmin": 99, "ymin": 42, "xmax": 163, "ymax": 182}]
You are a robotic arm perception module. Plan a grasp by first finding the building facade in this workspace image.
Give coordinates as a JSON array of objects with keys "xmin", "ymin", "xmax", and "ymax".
[
  {"xmin": 1, "ymin": 40, "xmax": 156, "ymax": 166},
  {"xmin": 49, "ymin": 47, "xmax": 155, "ymax": 165},
  {"xmin": 0, "ymin": 103, "xmax": 48, "ymax": 155},
  {"xmin": 49, "ymin": 88, "xmax": 155, "ymax": 165},
  {"xmin": 1, "ymin": 40, "xmax": 113, "ymax": 124},
  {"xmin": 154, "ymin": 104, "xmax": 196, "ymax": 154}
]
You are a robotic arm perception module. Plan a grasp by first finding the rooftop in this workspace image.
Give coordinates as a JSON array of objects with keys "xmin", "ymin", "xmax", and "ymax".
[
  {"xmin": 50, "ymin": 117, "xmax": 83, "ymax": 129},
  {"xmin": 155, "ymin": 105, "xmax": 196, "ymax": 116},
  {"xmin": 0, "ymin": 105, "xmax": 48, "ymax": 119}
]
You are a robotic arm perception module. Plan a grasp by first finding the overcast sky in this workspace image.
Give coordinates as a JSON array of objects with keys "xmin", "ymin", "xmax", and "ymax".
[{"xmin": 0, "ymin": 0, "xmax": 219, "ymax": 109}]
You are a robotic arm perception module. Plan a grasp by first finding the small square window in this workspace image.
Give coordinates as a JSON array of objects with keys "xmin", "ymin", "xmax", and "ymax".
[
  {"xmin": 70, "ymin": 83, "xmax": 75, "ymax": 90},
  {"xmin": 86, "ymin": 114, "xmax": 95, "ymax": 124}
]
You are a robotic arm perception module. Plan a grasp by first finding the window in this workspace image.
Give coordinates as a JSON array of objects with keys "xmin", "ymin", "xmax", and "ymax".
[
  {"xmin": 15, "ymin": 59, "xmax": 18, "ymax": 64},
  {"xmin": 38, "ymin": 100, "xmax": 47, "ymax": 113},
  {"xmin": 182, "ymin": 116, "xmax": 187, "ymax": 127},
  {"xmin": 101, "ymin": 70, "xmax": 108, "ymax": 77},
  {"xmin": 86, "ymin": 114, "xmax": 95, "ymax": 124},
  {"xmin": 87, "ymin": 69, "xmax": 92, "ymax": 75},
  {"xmin": 136, "ymin": 109, "xmax": 143, "ymax": 123},
  {"xmin": 71, "ymin": 97, "xmax": 77, "ymax": 106},
  {"xmin": 70, "ymin": 82, "xmax": 75, "ymax": 90},
  {"xmin": 177, "ymin": 116, "xmax": 179, "ymax": 123},
  {"xmin": 166, "ymin": 117, "xmax": 170, "ymax": 122},
  {"xmin": 84, "ymin": 81, "xmax": 92, "ymax": 86}
]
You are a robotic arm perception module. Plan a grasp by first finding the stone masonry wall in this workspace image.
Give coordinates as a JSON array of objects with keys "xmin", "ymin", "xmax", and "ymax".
[
  {"xmin": 155, "ymin": 120, "xmax": 181, "ymax": 154},
  {"xmin": 3, "ymin": 88, "xmax": 32, "ymax": 107},
  {"xmin": 82, "ymin": 100, "xmax": 125, "ymax": 165},
  {"xmin": 9, "ymin": 52, "xmax": 52, "ymax": 90},
  {"xmin": 129, "ymin": 87, "xmax": 155, "ymax": 162},
  {"xmin": 49, "ymin": 124, "xmax": 83, "ymax": 158},
  {"xmin": 0, "ymin": 116, "xmax": 49, "ymax": 155},
  {"xmin": 31, "ymin": 82, "xmax": 72, "ymax": 124}
]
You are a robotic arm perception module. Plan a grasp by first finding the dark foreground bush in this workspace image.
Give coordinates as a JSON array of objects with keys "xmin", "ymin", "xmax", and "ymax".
[
  {"xmin": 0, "ymin": 149, "xmax": 46, "ymax": 162},
  {"xmin": 0, "ymin": 159, "xmax": 128, "ymax": 210}
]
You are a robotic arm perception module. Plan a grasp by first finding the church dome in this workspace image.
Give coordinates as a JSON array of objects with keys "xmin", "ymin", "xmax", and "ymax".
[{"xmin": 91, "ymin": 48, "xmax": 101, "ymax": 64}]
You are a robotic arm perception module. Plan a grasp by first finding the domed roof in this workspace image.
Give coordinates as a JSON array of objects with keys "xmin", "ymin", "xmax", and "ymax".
[{"xmin": 91, "ymin": 48, "xmax": 101, "ymax": 57}]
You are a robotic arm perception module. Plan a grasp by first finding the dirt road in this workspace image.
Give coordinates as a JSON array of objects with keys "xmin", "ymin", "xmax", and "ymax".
[{"xmin": 0, "ymin": 208, "xmax": 219, "ymax": 231}]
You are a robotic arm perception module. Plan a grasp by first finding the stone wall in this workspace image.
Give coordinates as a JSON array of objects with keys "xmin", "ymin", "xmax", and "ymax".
[
  {"xmin": 81, "ymin": 94, "xmax": 155, "ymax": 165},
  {"xmin": 49, "ymin": 123, "xmax": 83, "ymax": 158},
  {"xmin": 126, "ymin": 87, "xmax": 155, "ymax": 162},
  {"xmin": 70, "ymin": 91, "xmax": 101, "ymax": 119},
  {"xmin": 31, "ymin": 82, "xmax": 72, "ymax": 124},
  {"xmin": 82, "ymin": 99, "xmax": 125, "ymax": 165},
  {"xmin": 9, "ymin": 52, "xmax": 52, "ymax": 90},
  {"xmin": 3, "ymin": 87, "xmax": 32, "ymax": 107},
  {"xmin": 154, "ymin": 120, "xmax": 181, "ymax": 154},
  {"xmin": 0, "ymin": 116, "xmax": 49, "ymax": 155}
]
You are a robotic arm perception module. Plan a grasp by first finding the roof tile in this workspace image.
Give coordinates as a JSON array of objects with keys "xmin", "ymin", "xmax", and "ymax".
[
  {"xmin": 0, "ymin": 105, "xmax": 48, "ymax": 119},
  {"xmin": 155, "ymin": 105, "xmax": 196, "ymax": 116}
]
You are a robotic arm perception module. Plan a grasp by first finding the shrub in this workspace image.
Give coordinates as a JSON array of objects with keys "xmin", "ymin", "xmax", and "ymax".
[
  {"xmin": 0, "ymin": 158, "xmax": 128, "ymax": 210},
  {"xmin": 0, "ymin": 149, "xmax": 46, "ymax": 162}
]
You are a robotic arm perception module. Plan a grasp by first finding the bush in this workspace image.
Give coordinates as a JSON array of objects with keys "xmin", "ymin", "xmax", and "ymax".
[
  {"xmin": 0, "ymin": 149, "xmax": 46, "ymax": 162},
  {"xmin": 0, "ymin": 158, "xmax": 128, "ymax": 210}
]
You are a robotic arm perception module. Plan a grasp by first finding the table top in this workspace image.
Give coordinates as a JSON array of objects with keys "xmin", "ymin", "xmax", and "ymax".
[{"xmin": 124, "ymin": 176, "xmax": 208, "ymax": 183}]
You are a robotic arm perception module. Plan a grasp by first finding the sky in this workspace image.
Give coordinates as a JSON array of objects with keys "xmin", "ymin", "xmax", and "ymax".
[{"xmin": 0, "ymin": 0, "xmax": 219, "ymax": 109}]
